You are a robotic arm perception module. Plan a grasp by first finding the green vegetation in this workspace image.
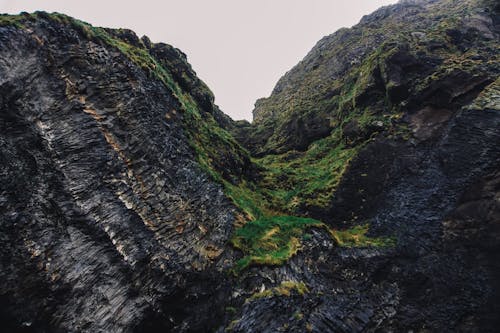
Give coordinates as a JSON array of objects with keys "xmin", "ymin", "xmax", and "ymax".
[
  {"xmin": 239, "ymin": 41, "xmax": 413, "ymax": 217},
  {"xmin": 245, "ymin": 280, "xmax": 309, "ymax": 302},
  {"xmin": 293, "ymin": 311, "xmax": 304, "ymax": 321},
  {"xmin": 231, "ymin": 214, "xmax": 395, "ymax": 272},
  {"xmin": 257, "ymin": 131, "xmax": 360, "ymax": 212},
  {"xmin": 0, "ymin": 14, "xmax": 28, "ymax": 28},
  {"xmin": 221, "ymin": 0, "xmax": 498, "ymax": 261},
  {"xmin": 330, "ymin": 224, "xmax": 396, "ymax": 248},
  {"xmin": 231, "ymin": 216, "xmax": 323, "ymax": 271},
  {"xmin": 224, "ymin": 180, "xmax": 271, "ymax": 220}
]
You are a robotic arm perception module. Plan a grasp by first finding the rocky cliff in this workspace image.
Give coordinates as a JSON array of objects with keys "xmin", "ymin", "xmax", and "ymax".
[
  {"xmin": 1, "ymin": 0, "xmax": 499, "ymax": 332},
  {"xmin": 0, "ymin": 12, "xmax": 251, "ymax": 332}
]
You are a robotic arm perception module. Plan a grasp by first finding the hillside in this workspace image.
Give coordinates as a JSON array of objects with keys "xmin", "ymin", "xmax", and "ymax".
[{"xmin": 1, "ymin": 0, "xmax": 499, "ymax": 332}]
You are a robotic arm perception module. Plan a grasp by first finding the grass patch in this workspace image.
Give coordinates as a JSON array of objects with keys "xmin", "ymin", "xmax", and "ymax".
[
  {"xmin": 224, "ymin": 180, "xmax": 270, "ymax": 220},
  {"xmin": 330, "ymin": 224, "xmax": 395, "ymax": 247},
  {"xmin": 231, "ymin": 216, "xmax": 395, "ymax": 272},
  {"xmin": 257, "ymin": 132, "xmax": 360, "ymax": 212},
  {"xmin": 231, "ymin": 216, "xmax": 323, "ymax": 271},
  {"xmin": 0, "ymin": 13, "xmax": 30, "ymax": 28},
  {"xmin": 246, "ymin": 280, "xmax": 309, "ymax": 302}
]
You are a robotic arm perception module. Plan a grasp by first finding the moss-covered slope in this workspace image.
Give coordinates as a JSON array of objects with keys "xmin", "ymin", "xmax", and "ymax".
[
  {"xmin": 229, "ymin": 0, "xmax": 499, "ymax": 220},
  {"xmin": 242, "ymin": 0, "xmax": 498, "ymax": 154}
]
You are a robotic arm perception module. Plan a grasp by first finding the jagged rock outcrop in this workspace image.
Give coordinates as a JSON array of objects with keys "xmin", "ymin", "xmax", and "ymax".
[{"xmin": 1, "ymin": 0, "xmax": 499, "ymax": 332}]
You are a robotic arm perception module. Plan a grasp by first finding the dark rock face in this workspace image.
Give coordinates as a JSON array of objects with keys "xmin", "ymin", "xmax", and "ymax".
[
  {"xmin": 223, "ymin": 106, "xmax": 499, "ymax": 333},
  {"xmin": 0, "ymin": 15, "xmax": 237, "ymax": 332},
  {"xmin": 238, "ymin": 0, "xmax": 499, "ymax": 156},
  {"xmin": 220, "ymin": 0, "xmax": 499, "ymax": 332},
  {"xmin": 1, "ymin": 0, "xmax": 499, "ymax": 332}
]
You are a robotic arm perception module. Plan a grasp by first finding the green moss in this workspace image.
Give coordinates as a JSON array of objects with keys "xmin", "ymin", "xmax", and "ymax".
[
  {"xmin": 0, "ymin": 14, "xmax": 27, "ymax": 28},
  {"xmin": 256, "ymin": 130, "xmax": 360, "ymax": 212},
  {"xmin": 231, "ymin": 215, "xmax": 395, "ymax": 272},
  {"xmin": 231, "ymin": 216, "xmax": 323, "ymax": 271},
  {"xmin": 224, "ymin": 180, "xmax": 268, "ymax": 220},
  {"xmin": 239, "ymin": 42, "xmax": 413, "ymax": 216},
  {"xmin": 226, "ymin": 124, "xmax": 395, "ymax": 273},
  {"xmin": 246, "ymin": 281, "xmax": 309, "ymax": 302},
  {"xmin": 330, "ymin": 224, "xmax": 396, "ymax": 247}
]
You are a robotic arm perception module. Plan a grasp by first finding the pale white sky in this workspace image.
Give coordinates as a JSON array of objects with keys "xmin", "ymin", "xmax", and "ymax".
[{"xmin": 0, "ymin": 0, "xmax": 396, "ymax": 120}]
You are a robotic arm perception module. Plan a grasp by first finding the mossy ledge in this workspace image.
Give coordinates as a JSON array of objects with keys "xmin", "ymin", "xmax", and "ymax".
[
  {"xmin": 230, "ymin": 216, "xmax": 323, "ymax": 271},
  {"xmin": 245, "ymin": 281, "xmax": 310, "ymax": 303},
  {"xmin": 231, "ymin": 216, "xmax": 395, "ymax": 273}
]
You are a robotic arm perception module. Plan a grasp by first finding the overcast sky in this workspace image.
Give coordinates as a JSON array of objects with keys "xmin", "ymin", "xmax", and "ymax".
[{"xmin": 1, "ymin": 0, "xmax": 396, "ymax": 120}]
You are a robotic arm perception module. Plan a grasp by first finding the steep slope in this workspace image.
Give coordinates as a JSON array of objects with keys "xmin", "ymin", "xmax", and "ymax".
[
  {"xmin": 235, "ymin": 0, "xmax": 498, "ymax": 154},
  {"xmin": 0, "ymin": 12, "xmax": 252, "ymax": 332},
  {"xmin": 0, "ymin": 0, "xmax": 499, "ymax": 332},
  {"xmin": 224, "ymin": 0, "xmax": 500, "ymax": 332},
  {"xmin": 230, "ymin": 0, "xmax": 499, "ymax": 221}
]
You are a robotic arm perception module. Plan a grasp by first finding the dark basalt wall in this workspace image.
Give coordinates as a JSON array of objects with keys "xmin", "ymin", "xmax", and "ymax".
[
  {"xmin": 223, "ymin": 0, "xmax": 500, "ymax": 331},
  {"xmin": 0, "ymin": 16, "xmax": 236, "ymax": 332},
  {"xmin": 0, "ymin": 0, "xmax": 499, "ymax": 332}
]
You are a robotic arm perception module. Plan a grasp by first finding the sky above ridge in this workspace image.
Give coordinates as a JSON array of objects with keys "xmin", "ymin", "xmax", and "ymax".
[{"xmin": 0, "ymin": 0, "xmax": 396, "ymax": 120}]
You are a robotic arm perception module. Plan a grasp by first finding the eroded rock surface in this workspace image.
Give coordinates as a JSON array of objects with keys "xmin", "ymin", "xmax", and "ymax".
[
  {"xmin": 1, "ymin": 0, "xmax": 499, "ymax": 332},
  {"xmin": 0, "ymin": 14, "xmax": 238, "ymax": 332}
]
